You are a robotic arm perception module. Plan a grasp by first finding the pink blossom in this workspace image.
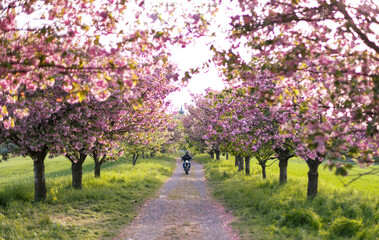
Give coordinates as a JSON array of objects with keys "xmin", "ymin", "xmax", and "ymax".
[{"xmin": 3, "ymin": 120, "xmax": 11, "ymax": 129}]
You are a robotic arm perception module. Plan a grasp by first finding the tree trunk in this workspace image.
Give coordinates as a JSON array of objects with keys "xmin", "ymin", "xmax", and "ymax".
[
  {"xmin": 215, "ymin": 149, "xmax": 220, "ymax": 160},
  {"xmin": 226, "ymin": 153, "xmax": 229, "ymax": 160},
  {"xmin": 94, "ymin": 160, "xmax": 101, "ymax": 178},
  {"xmin": 31, "ymin": 148, "xmax": 48, "ymax": 201},
  {"xmin": 132, "ymin": 154, "xmax": 139, "ymax": 166},
  {"xmin": 278, "ymin": 158, "xmax": 288, "ymax": 183},
  {"xmin": 72, "ymin": 162, "xmax": 83, "ymax": 189},
  {"xmin": 209, "ymin": 150, "xmax": 214, "ymax": 159},
  {"xmin": 92, "ymin": 152, "xmax": 106, "ymax": 178},
  {"xmin": 70, "ymin": 152, "xmax": 87, "ymax": 189},
  {"xmin": 261, "ymin": 164, "xmax": 266, "ymax": 179},
  {"xmin": 306, "ymin": 159, "xmax": 321, "ymax": 198},
  {"xmin": 245, "ymin": 156, "xmax": 250, "ymax": 175},
  {"xmin": 200, "ymin": 147, "xmax": 205, "ymax": 153},
  {"xmin": 237, "ymin": 154, "xmax": 244, "ymax": 172},
  {"xmin": 235, "ymin": 154, "xmax": 238, "ymax": 167},
  {"xmin": 275, "ymin": 147, "xmax": 293, "ymax": 184}
]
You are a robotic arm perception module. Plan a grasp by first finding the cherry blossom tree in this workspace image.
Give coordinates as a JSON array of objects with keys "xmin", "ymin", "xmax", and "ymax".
[
  {"xmin": 122, "ymin": 106, "xmax": 176, "ymax": 165},
  {"xmin": 181, "ymin": 113, "xmax": 208, "ymax": 154},
  {"xmin": 160, "ymin": 114, "xmax": 184, "ymax": 154},
  {"xmin": 184, "ymin": 90, "xmax": 228, "ymax": 160},
  {"xmin": 1, "ymin": 0, "xmax": 142, "ymax": 199},
  {"xmin": 184, "ymin": 84, "xmax": 307, "ymax": 186},
  {"xmin": 0, "ymin": 84, "xmax": 76, "ymax": 200},
  {"xmin": 58, "ymin": 48, "xmax": 179, "ymax": 187},
  {"xmin": 0, "ymin": 43, "xmax": 178, "ymax": 199},
  {"xmin": 209, "ymin": 0, "xmax": 378, "ymax": 197},
  {"xmin": 56, "ymin": 95, "xmax": 123, "ymax": 188},
  {"xmin": 1, "ymin": 0, "xmax": 141, "ymax": 96},
  {"xmin": 89, "ymin": 141, "xmax": 119, "ymax": 178}
]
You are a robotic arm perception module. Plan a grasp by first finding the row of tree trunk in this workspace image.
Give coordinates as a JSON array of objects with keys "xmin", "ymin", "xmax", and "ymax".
[
  {"xmin": 208, "ymin": 149, "xmax": 221, "ymax": 160},
  {"xmin": 31, "ymin": 147, "xmax": 109, "ymax": 201},
  {"xmin": 235, "ymin": 150, "xmax": 293, "ymax": 183},
  {"xmin": 209, "ymin": 146, "xmax": 320, "ymax": 198}
]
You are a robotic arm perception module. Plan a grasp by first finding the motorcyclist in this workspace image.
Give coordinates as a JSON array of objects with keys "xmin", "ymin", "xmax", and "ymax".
[{"xmin": 181, "ymin": 151, "xmax": 192, "ymax": 169}]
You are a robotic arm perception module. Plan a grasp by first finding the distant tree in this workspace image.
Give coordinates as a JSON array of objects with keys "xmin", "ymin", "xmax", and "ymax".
[{"xmin": 0, "ymin": 142, "xmax": 17, "ymax": 161}]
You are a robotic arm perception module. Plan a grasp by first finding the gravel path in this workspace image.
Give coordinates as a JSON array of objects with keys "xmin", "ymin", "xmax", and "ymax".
[{"xmin": 115, "ymin": 159, "xmax": 239, "ymax": 240}]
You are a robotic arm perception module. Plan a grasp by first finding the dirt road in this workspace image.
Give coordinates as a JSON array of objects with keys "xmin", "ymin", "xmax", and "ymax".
[{"xmin": 116, "ymin": 159, "xmax": 239, "ymax": 240}]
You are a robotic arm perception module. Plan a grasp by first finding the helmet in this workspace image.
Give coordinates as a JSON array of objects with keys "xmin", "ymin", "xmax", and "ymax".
[{"xmin": 185, "ymin": 151, "xmax": 189, "ymax": 154}]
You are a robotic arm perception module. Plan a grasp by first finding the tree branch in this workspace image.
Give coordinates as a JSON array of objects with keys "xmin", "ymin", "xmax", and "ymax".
[
  {"xmin": 338, "ymin": 167, "xmax": 379, "ymax": 187},
  {"xmin": 334, "ymin": 0, "xmax": 379, "ymax": 54}
]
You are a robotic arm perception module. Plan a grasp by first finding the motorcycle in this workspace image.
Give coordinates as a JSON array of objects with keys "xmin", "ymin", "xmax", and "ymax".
[{"xmin": 182, "ymin": 158, "xmax": 191, "ymax": 175}]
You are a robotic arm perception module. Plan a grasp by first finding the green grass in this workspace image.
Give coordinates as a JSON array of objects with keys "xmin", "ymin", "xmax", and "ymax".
[
  {"xmin": 0, "ymin": 153, "xmax": 177, "ymax": 240},
  {"xmin": 195, "ymin": 154, "xmax": 379, "ymax": 240}
]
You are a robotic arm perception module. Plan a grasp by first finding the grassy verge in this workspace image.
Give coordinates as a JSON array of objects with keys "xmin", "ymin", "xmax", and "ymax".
[
  {"xmin": 0, "ymin": 153, "xmax": 177, "ymax": 239},
  {"xmin": 194, "ymin": 154, "xmax": 379, "ymax": 240}
]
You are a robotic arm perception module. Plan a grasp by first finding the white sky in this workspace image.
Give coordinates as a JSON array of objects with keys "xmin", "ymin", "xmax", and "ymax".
[
  {"xmin": 166, "ymin": 38, "xmax": 226, "ymax": 111},
  {"xmin": 165, "ymin": 1, "xmax": 239, "ymax": 112}
]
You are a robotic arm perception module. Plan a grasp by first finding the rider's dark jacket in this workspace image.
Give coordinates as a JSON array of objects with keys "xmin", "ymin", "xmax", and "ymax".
[{"xmin": 182, "ymin": 154, "xmax": 191, "ymax": 161}]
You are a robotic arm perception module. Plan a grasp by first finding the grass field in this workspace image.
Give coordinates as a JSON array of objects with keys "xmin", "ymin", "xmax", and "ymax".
[
  {"xmin": 0, "ymin": 153, "xmax": 177, "ymax": 239},
  {"xmin": 194, "ymin": 154, "xmax": 379, "ymax": 240}
]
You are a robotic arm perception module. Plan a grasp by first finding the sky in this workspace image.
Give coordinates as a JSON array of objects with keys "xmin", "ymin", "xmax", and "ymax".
[
  {"xmin": 164, "ymin": 1, "xmax": 240, "ymax": 112},
  {"xmin": 166, "ymin": 38, "xmax": 226, "ymax": 111}
]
